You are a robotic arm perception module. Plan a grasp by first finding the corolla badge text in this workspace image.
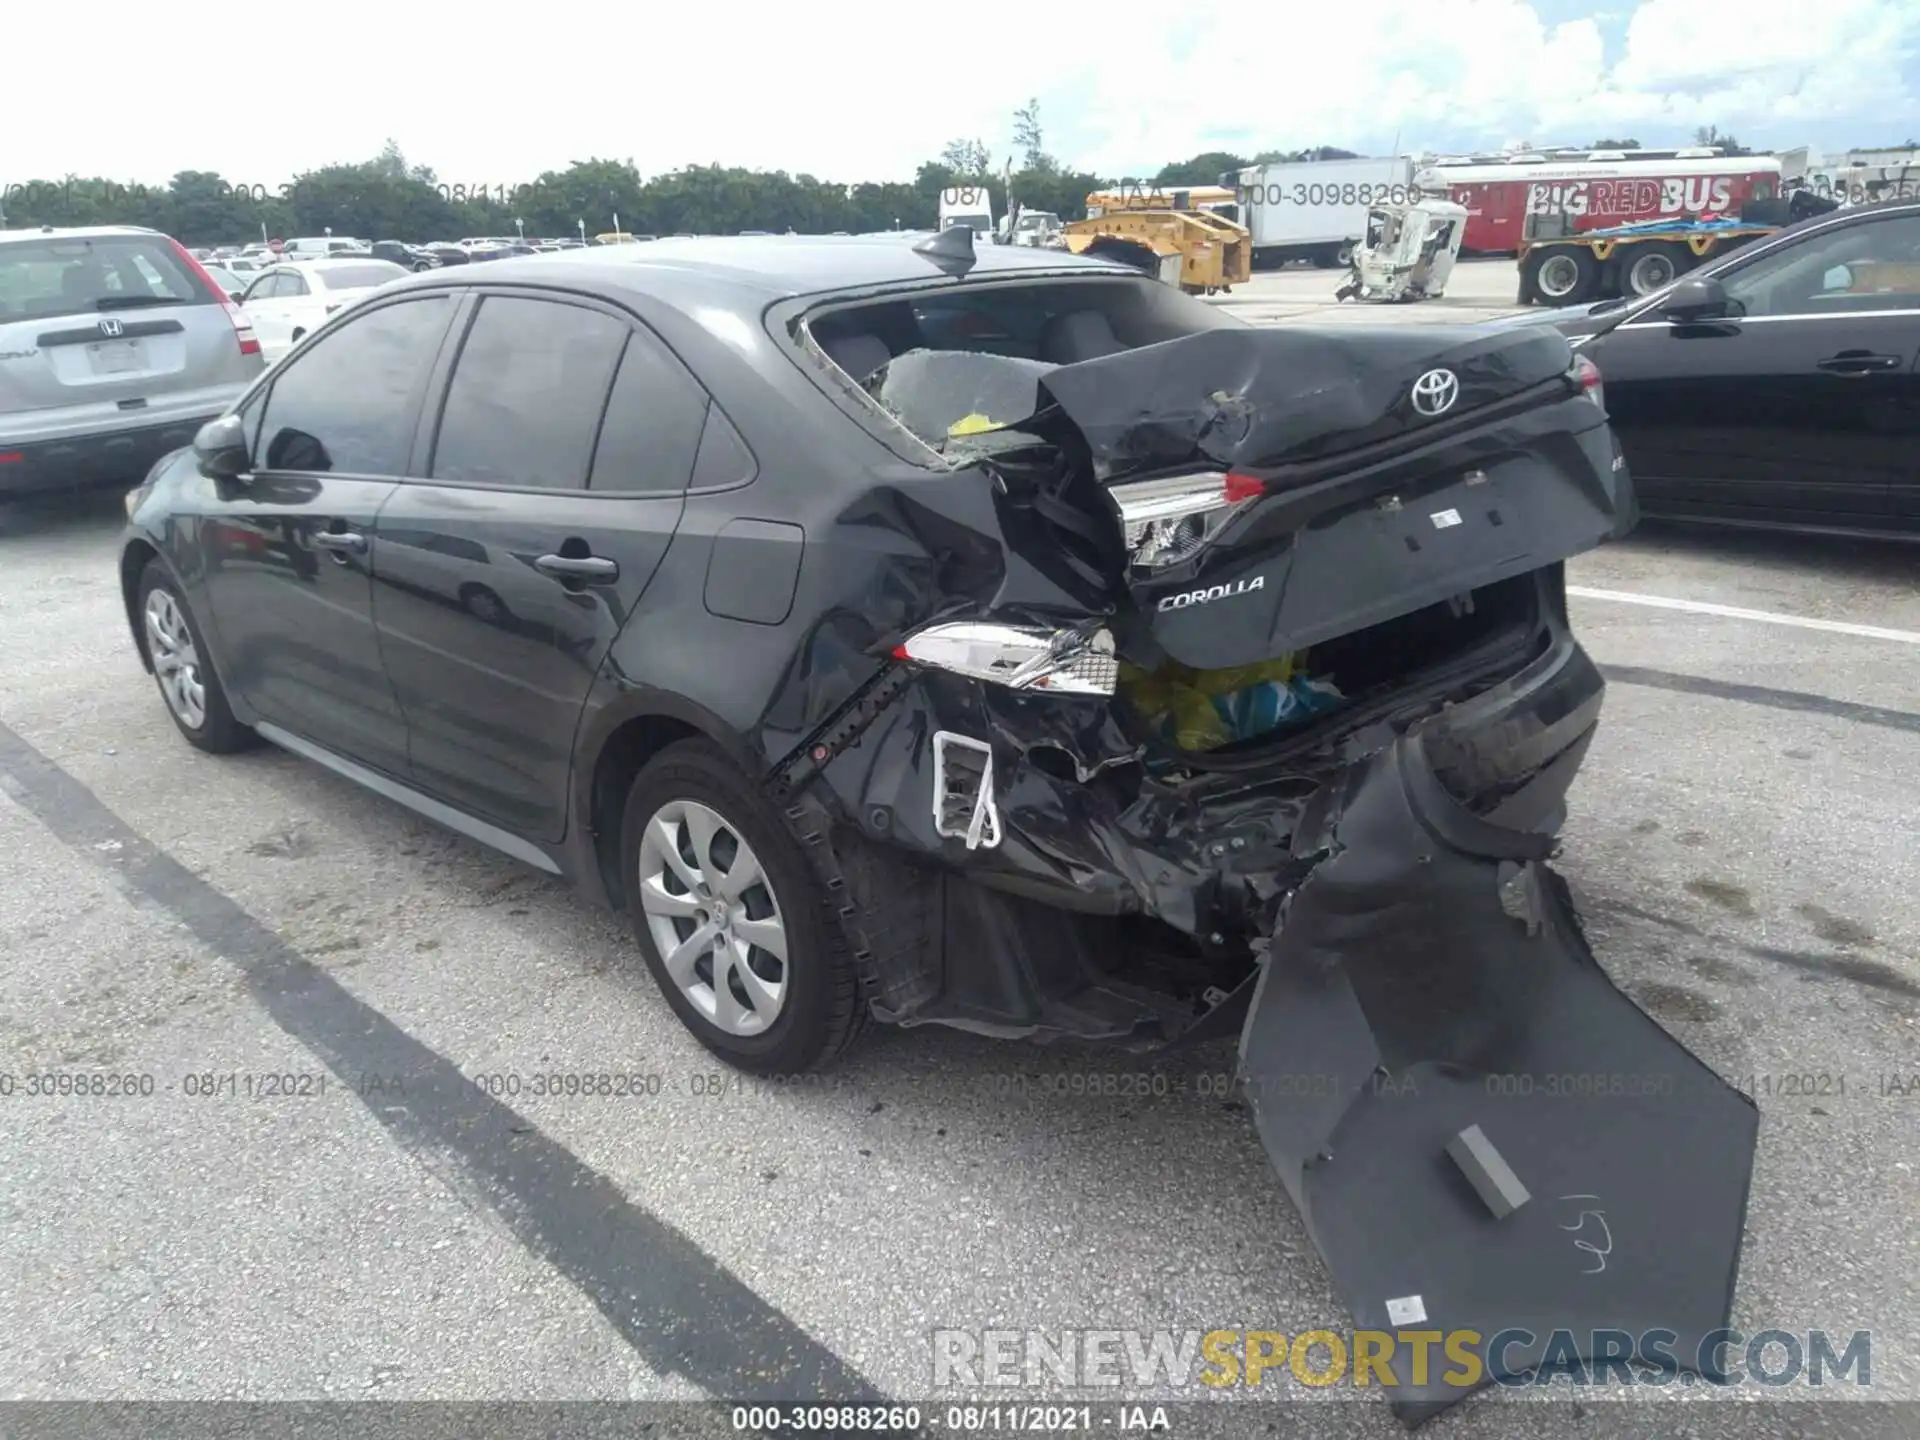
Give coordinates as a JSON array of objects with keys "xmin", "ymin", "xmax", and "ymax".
[{"xmin": 1157, "ymin": 575, "xmax": 1266, "ymax": 611}]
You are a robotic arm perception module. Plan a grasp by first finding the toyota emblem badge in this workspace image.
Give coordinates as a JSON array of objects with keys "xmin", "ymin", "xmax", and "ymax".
[{"xmin": 1410, "ymin": 368, "xmax": 1459, "ymax": 417}]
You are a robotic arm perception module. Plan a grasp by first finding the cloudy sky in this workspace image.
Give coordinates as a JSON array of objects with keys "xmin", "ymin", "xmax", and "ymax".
[{"xmin": 7, "ymin": 0, "xmax": 1919, "ymax": 189}]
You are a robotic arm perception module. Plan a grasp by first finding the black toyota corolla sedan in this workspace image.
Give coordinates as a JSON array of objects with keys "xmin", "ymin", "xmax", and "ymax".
[{"xmin": 119, "ymin": 231, "xmax": 1756, "ymax": 1421}]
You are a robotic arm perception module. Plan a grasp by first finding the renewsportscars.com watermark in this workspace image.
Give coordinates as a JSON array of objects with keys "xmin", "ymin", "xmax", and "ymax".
[{"xmin": 932, "ymin": 1327, "xmax": 1874, "ymax": 1391}]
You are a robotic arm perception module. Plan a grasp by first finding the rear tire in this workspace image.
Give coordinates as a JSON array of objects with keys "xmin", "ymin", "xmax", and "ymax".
[
  {"xmin": 1622, "ymin": 242, "xmax": 1691, "ymax": 297},
  {"xmin": 459, "ymin": 583, "xmax": 507, "ymax": 624},
  {"xmin": 620, "ymin": 740, "xmax": 868, "ymax": 1073},
  {"xmin": 136, "ymin": 560, "xmax": 256, "ymax": 754},
  {"xmin": 1524, "ymin": 246, "xmax": 1599, "ymax": 306}
]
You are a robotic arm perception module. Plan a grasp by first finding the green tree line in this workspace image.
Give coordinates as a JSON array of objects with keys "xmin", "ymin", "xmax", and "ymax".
[
  {"xmin": 8, "ymin": 114, "xmax": 1823, "ymax": 246},
  {"xmin": 1, "ymin": 114, "xmax": 1369, "ymax": 247}
]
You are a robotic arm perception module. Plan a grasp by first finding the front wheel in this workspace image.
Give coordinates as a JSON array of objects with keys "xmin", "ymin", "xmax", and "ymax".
[
  {"xmin": 137, "ymin": 561, "xmax": 256, "ymax": 754},
  {"xmin": 1526, "ymin": 247, "xmax": 1600, "ymax": 306},
  {"xmin": 1622, "ymin": 242, "xmax": 1691, "ymax": 297},
  {"xmin": 620, "ymin": 740, "xmax": 868, "ymax": 1073}
]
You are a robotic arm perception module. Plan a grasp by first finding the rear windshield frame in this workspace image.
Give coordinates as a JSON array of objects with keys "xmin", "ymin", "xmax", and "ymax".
[
  {"xmin": 771, "ymin": 270, "xmax": 1248, "ymax": 469},
  {"xmin": 0, "ymin": 233, "xmax": 215, "ymax": 324}
]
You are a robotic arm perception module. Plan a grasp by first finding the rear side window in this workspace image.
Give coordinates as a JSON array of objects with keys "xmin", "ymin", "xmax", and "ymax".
[
  {"xmin": 429, "ymin": 295, "xmax": 629, "ymax": 489},
  {"xmin": 0, "ymin": 235, "xmax": 211, "ymax": 323},
  {"xmin": 588, "ymin": 330, "xmax": 711, "ymax": 491},
  {"xmin": 254, "ymin": 295, "xmax": 452, "ymax": 475}
]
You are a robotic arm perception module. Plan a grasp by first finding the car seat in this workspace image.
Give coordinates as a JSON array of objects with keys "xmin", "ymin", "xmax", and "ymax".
[{"xmin": 1038, "ymin": 310, "xmax": 1126, "ymax": 364}]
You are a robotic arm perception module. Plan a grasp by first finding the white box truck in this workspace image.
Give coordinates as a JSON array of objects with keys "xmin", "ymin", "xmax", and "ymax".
[
  {"xmin": 938, "ymin": 183, "xmax": 997, "ymax": 241},
  {"xmin": 1229, "ymin": 158, "xmax": 1419, "ymax": 268}
]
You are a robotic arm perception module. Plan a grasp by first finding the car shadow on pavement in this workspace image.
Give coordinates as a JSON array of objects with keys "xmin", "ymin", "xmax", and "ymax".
[
  {"xmin": 0, "ymin": 490, "xmax": 127, "ymax": 538},
  {"xmin": 1614, "ymin": 518, "xmax": 1920, "ymax": 587}
]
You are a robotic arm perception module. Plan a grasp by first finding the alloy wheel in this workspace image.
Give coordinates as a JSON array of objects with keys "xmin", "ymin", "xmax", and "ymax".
[
  {"xmin": 636, "ymin": 799, "xmax": 788, "ymax": 1036},
  {"xmin": 144, "ymin": 589, "xmax": 207, "ymax": 729}
]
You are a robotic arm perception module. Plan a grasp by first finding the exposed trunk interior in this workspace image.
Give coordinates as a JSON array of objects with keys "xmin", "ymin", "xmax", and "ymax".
[{"xmin": 1115, "ymin": 570, "xmax": 1546, "ymax": 764}]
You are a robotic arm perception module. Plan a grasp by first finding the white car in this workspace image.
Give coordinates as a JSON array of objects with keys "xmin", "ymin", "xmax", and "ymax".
[
  {"xmin": 282, "ymin": 236, "xmax": 372, "ymax": 259},
  {"xmin": 236, "ymin": 258, "xmax": 411, "ymax": 362}
]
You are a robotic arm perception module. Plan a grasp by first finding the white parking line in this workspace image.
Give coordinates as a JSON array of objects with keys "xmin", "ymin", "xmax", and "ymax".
[{"xmin": 1567, "ymin": 585, "xmax": 1920, "ymax": 646}]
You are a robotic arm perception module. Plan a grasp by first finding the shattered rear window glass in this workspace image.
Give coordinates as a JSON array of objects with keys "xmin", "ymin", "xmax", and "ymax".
[{"xmin": 861, "ymin": 349, "xmax": 1055, "ymax": 452}]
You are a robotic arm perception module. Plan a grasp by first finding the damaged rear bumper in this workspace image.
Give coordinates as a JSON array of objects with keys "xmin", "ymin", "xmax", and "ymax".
[
  {"xmin": 795, "ymin": 571, "xmax": 1607, "ymax": 1045},
  {"xmin": 788, "ymin": 572, "xmax": 1756, "ymax": 1425}
]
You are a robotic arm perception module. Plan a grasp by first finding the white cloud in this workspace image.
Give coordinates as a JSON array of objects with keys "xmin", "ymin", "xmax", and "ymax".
[{"xmin": 2, "ymin": 0, "xmax": 1916, "ymax": 189}]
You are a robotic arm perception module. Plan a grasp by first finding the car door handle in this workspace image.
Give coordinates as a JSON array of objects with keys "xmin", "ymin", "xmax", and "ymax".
[
  {"xmin": 1816, "ymin": 351, "xmax": 1902, "ymax": 374},
  {"xmin": 313, "ymin": 530, "xmax": 367, "ymax": 554},
  {"xmin": 534, "ymin": 553, "xmax": 618, "ymax": 582}
]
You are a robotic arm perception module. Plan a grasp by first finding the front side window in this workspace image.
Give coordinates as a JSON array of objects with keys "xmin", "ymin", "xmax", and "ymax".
[
  {"xmin": 1720, "ymin": 214, "xmax": 1920, "ymax": 317},
  {"xmin": 254, "ymin": 296, "xmax": 453, "ymax": 474},
  {"xmin": 429, "ymin": 296, "xmax": 629, "ymax": 489}
]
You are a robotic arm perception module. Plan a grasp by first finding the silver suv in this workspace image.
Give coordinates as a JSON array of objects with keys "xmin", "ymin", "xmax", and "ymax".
[{"xmin": 0, "ymin": 225, "xmax": 265, "ymax": 499}]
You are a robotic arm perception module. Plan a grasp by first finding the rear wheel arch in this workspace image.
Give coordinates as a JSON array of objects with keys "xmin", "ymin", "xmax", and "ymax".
[{"xmin": 582, "ymin": 699, "xmax": 760, "ymax": 910}]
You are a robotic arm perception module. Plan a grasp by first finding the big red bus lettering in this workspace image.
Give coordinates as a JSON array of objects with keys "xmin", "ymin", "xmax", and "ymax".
[{"xmin": 1525, "ymin": 176, "xmax": 1735, "ymax": 219}]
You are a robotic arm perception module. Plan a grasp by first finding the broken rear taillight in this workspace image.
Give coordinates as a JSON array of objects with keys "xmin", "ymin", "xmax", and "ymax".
[
  {"xmin": 1109, "ymin": 469, "xmax": 1265, "ymax": 572},
  {"xmin": 891, "ymin": 621, "xmax": 1116, "ymax": 696}
]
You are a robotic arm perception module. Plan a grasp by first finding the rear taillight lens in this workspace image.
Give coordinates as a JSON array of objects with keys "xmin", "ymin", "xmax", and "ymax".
[
  {"xmin": 1571, "ymin": 352, "xmax": 1603, "ymax": 411},
  {"xmin": 168, "ymin": 237, "xmax": 261, "ymax": 356},
  {"xmin": 890, "ymin": 621, "xmax": 1117, "ymax": 696},
  {"xmin": 1108, "ymin": 469, "xmax": 1266, "ymax": 572}
]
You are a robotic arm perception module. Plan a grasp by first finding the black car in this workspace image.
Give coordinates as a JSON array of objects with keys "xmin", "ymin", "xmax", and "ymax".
[
  {"xmin": 1544, "ymin": 197, "xmax": 1920, "ymax": 538},
  {"xmin": 370, "ymin": 239, "xmax": 440, "ymax": 272},
  {"xmin": 422, "ymin": 243, "xmax": 471, "ymax": 267},
  {"xmin": 118, "ymin": 233, "xmax": 1755, "ymax": 1422}
]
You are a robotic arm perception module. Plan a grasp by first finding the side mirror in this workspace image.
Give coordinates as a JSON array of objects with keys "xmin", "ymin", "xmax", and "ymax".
[
  {"xmin": 1822, "ymin": 264, "xmax": 1854, "ymax": 292},
  {"xmin": 193, "ymin": 414, "xmax": 251, "ymax": 481},
  {"xmin": 1661, "ymin": 275, "xmax": 1731, "ymax": 322},
  {"xmin": 228, "ymin": 289, "xmax": 245, "ymax": 304}
]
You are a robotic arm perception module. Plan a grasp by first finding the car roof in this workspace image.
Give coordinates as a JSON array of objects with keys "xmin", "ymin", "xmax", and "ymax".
[
  {"xmin": 375, "ymin": 234, "xmax": 1138, "ymax": 308},
  {"xmin": 0, "ymin": 224, "xmax": 166, "ymax": 245}
]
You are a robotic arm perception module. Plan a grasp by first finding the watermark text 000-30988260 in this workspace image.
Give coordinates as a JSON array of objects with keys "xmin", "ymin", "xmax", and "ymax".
[{"xmin": 1236, "ymin": 181, "xmax": 1420, "ymax": 210}]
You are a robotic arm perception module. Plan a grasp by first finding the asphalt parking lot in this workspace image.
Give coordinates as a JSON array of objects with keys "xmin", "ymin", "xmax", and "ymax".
[
  {"xmin": 3, "ymin": 261, "xmax": 1917, "ymax": 1440},
  {"xmin": 1212, "ymin": 254, "xmax": 1531, "ymax": 326}
]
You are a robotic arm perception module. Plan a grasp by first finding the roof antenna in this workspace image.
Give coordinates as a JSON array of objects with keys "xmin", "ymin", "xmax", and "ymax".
[{"xmin": 912, "ymin": 224, "xmax": 977, "ymax": 275}]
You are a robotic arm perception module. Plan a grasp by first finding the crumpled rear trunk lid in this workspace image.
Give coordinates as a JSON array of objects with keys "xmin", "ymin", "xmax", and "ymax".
[{"xmin": 1035, "ymin": 323, "xmax": 1578, "ymax": 479}]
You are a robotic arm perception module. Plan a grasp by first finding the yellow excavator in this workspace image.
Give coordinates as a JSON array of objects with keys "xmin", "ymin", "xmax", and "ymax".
[{"xmin": 1058, "ymin": 184, "xmax": 1251, "ymax": 294}]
